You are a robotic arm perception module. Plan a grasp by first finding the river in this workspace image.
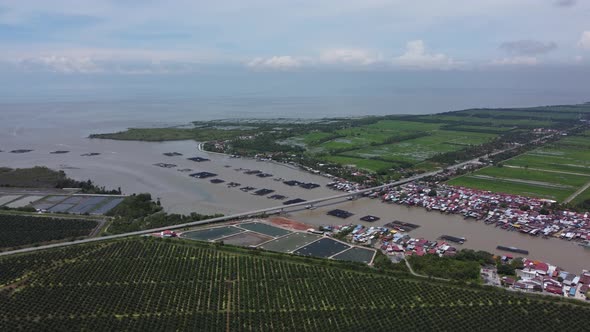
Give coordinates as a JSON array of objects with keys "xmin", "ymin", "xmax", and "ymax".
[
  {"xmin": 1, "ymin": 104, "xmax": 588, "ymax": 273},
  {"xmin": 289, "ymin": 198, "xmax": 589, "ymax": 273}
]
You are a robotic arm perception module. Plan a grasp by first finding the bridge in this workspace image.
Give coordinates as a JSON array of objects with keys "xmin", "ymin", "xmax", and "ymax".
[
  {"xmin": 0, "ymin": 132, "xmax": 557, "ymax": 257},
  {"xmin": 0, "ymin": 171, "xmax": 438, "ymax": 257}
]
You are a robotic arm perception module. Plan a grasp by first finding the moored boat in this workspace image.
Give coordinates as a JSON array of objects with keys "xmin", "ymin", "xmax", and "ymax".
[{"xmin": 496, "ymin": 245, "xmax": 529, "ymax": 255}]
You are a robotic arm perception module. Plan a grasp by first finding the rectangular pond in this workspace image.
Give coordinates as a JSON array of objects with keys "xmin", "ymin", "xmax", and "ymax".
[
  {"xmin": 6, "ymin": 195, "xmax": 45, "ymax": 208},
  {"xmin": 221, "ymin": 232, "xmax": 273, "ymax": 246},
  {"xmin": 48, "ymin": 203, "xmax": 75, "ymax": 213},
  {"xmin": 258, "ymin": 233, "xmax": 321, "ymax": 253},
  {"xmin": 0, "ymin": 195, "xmax": 21, "ymax": 206},
  {"xmin": 91, "ymin": 197, "xmax": 124, "ymax": 215},
  {"xmin": 293, "ymin": 238, "xmax": 351, "ymax": 258},
  {"xmin": 237, "ymin": 222, "xmax": 291, "ymax": 237},
  {"xmin": 42, "ymin": 195, "xmax": 69, "ymax": 203},
  {"xmin": 69, "ymin": 197, "xmax": 107, "ymax": 214},
  {"xmin": 333, "ymin": 247, "xmax": 376, "ymax": 264},
  {"xmin": 181, "ymin": 226, "xmax": 244, "ymax": 241}
]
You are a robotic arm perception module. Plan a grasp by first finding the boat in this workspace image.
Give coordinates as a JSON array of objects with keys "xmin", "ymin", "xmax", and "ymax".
[
  {"xmin": 496, "ymin": 245, "xmax": 529, "ymax": 255},
  {"xmin": 440, "ymin": 235, "xmax": 466, "ymax": 244}
]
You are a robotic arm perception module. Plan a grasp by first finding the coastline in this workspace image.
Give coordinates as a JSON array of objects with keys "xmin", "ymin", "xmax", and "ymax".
[{"xmin": 3, "ymin": 108, "xmax": 589, "ymax": 274}]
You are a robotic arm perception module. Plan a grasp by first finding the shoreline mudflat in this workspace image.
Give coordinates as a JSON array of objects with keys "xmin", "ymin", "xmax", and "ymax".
[
  {"xmin": 1, "ymin": 128, "xmax": 336, "ymax": 215},
  {"xmin": 2, "ymin": 124, "xmax": 588, "ymax": 273}
]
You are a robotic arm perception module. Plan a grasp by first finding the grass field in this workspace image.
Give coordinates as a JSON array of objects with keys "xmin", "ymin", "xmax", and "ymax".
[
  {"xmin": 443, "ymin": 125, "xmax": 515, "ymax": 133},
  {"xmin": 416, "ymin": 114, "xmax": 554, "ymax": 127},
  {"xmin": 323, "ymin": 155, "xmax": 395, "ymax": 172},
  {"xmin": 570, "ymin": 185, "xmax": 590, "ymax": 206},
  {"xmin": 0, "ymin": 167, "xmax": 66, "ymax": 188},
  {"xmin": 447, "ymin": 175, "xmax": 573, "ymax": 201},
  {"xmin": 300, "ymin": 120, "xmax": 443, "ymax": 151},
  {"xmin": 504, "ymin": 154, "xmax": 590, "ymax": 175},
  {"xmin": 475, "ymin": 167, "xmax": 589, "ymax": 188},
  {"xmin": 92, "ymin": 104, "xmax": 590, "ymax": 177},
  {"xmin": 310, "ymin": 125, "xmax": 496, "ymax": 172},
  {"xmin": 0, "ymin": 214, "xmax": 98, "ymax": 249},
  {"xmin": 342, "ymin": 130, "xmax": 495, "ymax": 164},
  {"xmin": 90, "ymin": 127, "xmax": 255, "ymax": 142},
  {"xmin": 0, "ymin": 238, "xmax": 588, "ymax": 331},
  {"xmin": 448, "ymin": 131, "xmax": 590, "ymax": 202}
]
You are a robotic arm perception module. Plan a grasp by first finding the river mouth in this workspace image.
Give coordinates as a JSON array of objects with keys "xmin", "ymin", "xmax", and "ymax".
[
  {"xmin": 1, "ymin": 118, "xmax": 588, "ymax": 274},
  {"xmin": 0, "ymin": 124, "xmax": 337, "ymax": 216}
]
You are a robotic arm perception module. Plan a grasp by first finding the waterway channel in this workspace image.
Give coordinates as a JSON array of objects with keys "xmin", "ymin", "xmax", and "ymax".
[
  {"xmin": 290, "ymin": 199, "xmax": 590, "ymax": 273},
  {"xmin": 1, "ymin": 122, "xmax": 588, "ymax": 273}
]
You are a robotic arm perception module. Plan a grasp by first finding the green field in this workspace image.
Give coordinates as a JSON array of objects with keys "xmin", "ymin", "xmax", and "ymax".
[
  {"xmin": 449, "ymin": 131, "xmax": 590, "ymax": 202},
  {"xmin": 475, "ymin": 167, "xmax": 589, "ymax": 188},
  {"xmin": 447, "ymin": 175, "xmax": 573, "ymax": 201},
  {"xmin": 1, "ymin": 238, "xmax": 589, "ymax": 331},
  {"xmin": 307, "ymin": 123, "xmax": 496, "ymax": 172},
  {"xmin": 442, "ymin": 125, "xmax": 515, "ymax": 134},
  {"xmin": 504, "ymin": 154, "xmax": 590, "ymax": 175},
  {"xmin": 0, "ymin": 214, "xmax": 98, "ymax": 249},
  {"xmin": 323, "ymin": 155, "xmax": 396, "ymax": 172},
  {"xmin": 0, "ymin": 167, "xmax": 67, "ymax": 188},
  {"xmin": 571, "ymin": 186, "xmax": 590, "ymax": 206},
  {"xmin": 92, "ymin": 103, "xmax": 590, "ymax": 178},
  {"xmin": 300, "ymin": 120, "xmax": 443, "ymax": 152},
  {"xmin": 415, "ymin": 114, "xmax": 553, "ymax": 127},
  {"xmin": 342, "ymin": 130, "xmax": 495, "ymax": 164},
  {"xmin": 90, "ymin": 127, "xmax": 255, "ymax": 142}
]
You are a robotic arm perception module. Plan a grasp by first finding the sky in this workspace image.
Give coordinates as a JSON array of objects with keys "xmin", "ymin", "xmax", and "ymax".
[{"xmin": 0, "ymin": 0, "xmax": 590, "ymax": 74}]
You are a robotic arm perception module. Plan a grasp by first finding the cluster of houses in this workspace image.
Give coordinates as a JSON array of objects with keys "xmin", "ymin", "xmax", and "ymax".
[
  {"xmin": 326, "ymin": 224, "xmax": 461, "ymax": 258},
  {"xmin": 324, "ymin": 178, "xmax": 590, "ymax": 244},
  {"xmin": 326, "ymin": 180, "xmax": 363, "ymax": 193},
  {"xmin": 325, "ymin": 223, "xmax": 589, "ymax": 301},
  {"xmin": 382, "ymin": 183, "xmax": 590, "ymax": 243},
  {"xmin": 381, "ymin": 236, "xmax": 460, "ymax": 258},
  {"xmin": 502, "ymin": 258, "xmax": 590, "ymax": 300}
]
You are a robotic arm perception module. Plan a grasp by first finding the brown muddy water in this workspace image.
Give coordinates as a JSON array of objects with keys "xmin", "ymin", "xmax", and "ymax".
[
  {"xmin": 288, "ymin": 198, "xmax": 590, "ymax": 273},
  {"xmin": 2, "ymin": 126, "xmax": 588, "ymax": 272},
  {"xmin": 0, "ymin": 127, "xmax": 334, "ymax": 215}
]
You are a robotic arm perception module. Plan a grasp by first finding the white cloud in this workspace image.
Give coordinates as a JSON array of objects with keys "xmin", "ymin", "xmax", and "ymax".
[
  {"xmin": 16, "ymin": 55, "xmax": 209, "ymax": 75},
  {"xmin": 392, "ymin": 40, "xmax": 457, "ymax": 69},
  {"xmin": 244, "ymin": 42, "xmax": 462, "ymax": 71},
  {"xmin": 319, "ymin": 48, "xmax": 382, "ymax": 65},
  {"xmin": 490, "ymin": 56, "xmax": 538, "ymax": 66},
  {"xmin": 0, "ymin": 46, "xmax": 232, "ymax": 74},
  {"xmin": 574, "ymin": 55, "xmax": 584, "ymax": 62},
  {"xmin": 499, "ymin": 40, "xmax": 557, "ymax": 55},
  {"xmin": 246, "ymin": 56, "xmax": 302, "ymax": 70},
  {"xmin": 578, "ymin": 31, "xmax": 590, "ymax": 49},
  {"xmin": 19, "ymin": 55, "xmax": 102, "ymax": 73}
]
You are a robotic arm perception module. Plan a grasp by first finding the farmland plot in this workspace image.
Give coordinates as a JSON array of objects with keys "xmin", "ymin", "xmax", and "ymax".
[{"xmin": 0, "ymin": 239, "xmax": 589, "ymax": 331}]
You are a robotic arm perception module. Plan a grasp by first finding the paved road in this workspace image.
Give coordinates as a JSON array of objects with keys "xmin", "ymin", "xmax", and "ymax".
[
  {"xmin": 402, "ymin": 255, "xmax": 449, "ymax": 281},
  {"xmin": 0, "ymin": 173, "xmax": 431, "ymax": 257},
  {"xmin": 0, "ymin": 133, "xmax": 558, "ymax": 257},
  {"xmin": 564, "ymin": 180, "xmax": 590, "ymax": 203},
  {"xmin": 504, "ymin": 165, "xmax": 590, "ymax": 177}
]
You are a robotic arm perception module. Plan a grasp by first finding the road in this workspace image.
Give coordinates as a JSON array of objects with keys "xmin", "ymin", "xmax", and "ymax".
[
  {"xmin": 564, "ymin": 180, "xmax": 590, "ymax": 204},
  {"xmin": 0, "ymin": 173, "xmax": 431, "ymax": 257},
  {"xmin": 0, "ymin": 133, "xmax": 558, "ymax": 257},
  {"xmin": 402, "ymin": 255, "xmax": 449, "ymax": 281},
  {"xmin": 503, "ymin": 165, "xmax": 590, "ymax": 178}
]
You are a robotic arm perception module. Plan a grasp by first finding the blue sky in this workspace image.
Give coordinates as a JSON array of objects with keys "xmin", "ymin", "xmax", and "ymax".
[{"xmin": 0, "ymin": 0, "xmax": 590, "ymax": 73}]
